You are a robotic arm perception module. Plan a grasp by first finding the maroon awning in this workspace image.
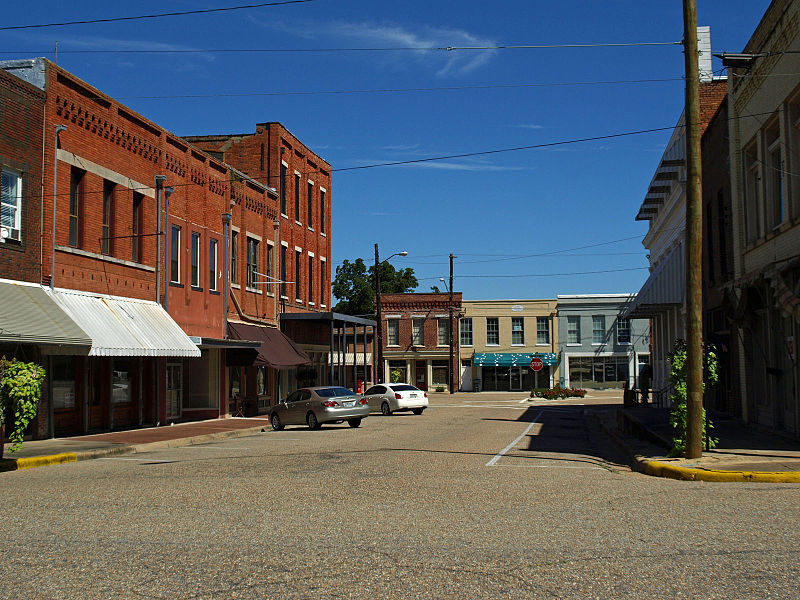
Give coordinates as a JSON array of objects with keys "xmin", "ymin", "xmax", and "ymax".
[{"xmin": 227, "ymin": 322, "xmax": 311, "ymax": 370}]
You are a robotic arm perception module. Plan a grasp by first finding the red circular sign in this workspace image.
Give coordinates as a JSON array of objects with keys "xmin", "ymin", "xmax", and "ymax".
[{"xmin": 530, "ymin": 357, "xmax": 544, "ymax": 372}]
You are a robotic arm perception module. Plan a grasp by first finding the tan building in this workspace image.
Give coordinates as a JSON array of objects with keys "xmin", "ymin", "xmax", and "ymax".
[{"xmin": 459, "ymin": 299, "xmax": 558, "ymax": 392}]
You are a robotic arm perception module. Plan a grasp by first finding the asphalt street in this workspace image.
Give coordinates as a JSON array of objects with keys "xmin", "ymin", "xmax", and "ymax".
[{"xmin": 1, "ymin": 395, "xmax": 798, "ymax": 599}]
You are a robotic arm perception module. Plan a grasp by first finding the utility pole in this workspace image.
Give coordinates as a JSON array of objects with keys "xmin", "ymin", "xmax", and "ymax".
[
  {"xmin": 375, "ymin": 243, "xmax": 383, "ymax": 384},
  {"xmin": 449, "ymin": 253, "xmax": 455, "ymax": 394},
  {"xmin": 683, "ymin": 0, "xmax": 704, "ymax": 458}
]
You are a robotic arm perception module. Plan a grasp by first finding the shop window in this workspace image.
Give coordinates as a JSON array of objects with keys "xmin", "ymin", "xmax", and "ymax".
[
  {"xmin": 112, "ymin": 359, "xmax": 132, "ymax": 404},
  {"xmin": 51, "ymin": 356, "xmax": 76, "ymax": 409},
  {"xmin": 432, "ymin": 360, "xmax": 449, "ymax": 386},
  {"xmin": 389, "ymin": 360, "xmax": 407, "ymax": 383}
]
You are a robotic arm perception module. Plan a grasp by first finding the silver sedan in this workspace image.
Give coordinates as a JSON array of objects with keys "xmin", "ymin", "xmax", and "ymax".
[
  {"xmin": 363, "ymin": 383, "xmax": 428, "ymax": 416},
  {"xmin": 270, "ymin": 386, "xmax": 370, "ymax": 430}
]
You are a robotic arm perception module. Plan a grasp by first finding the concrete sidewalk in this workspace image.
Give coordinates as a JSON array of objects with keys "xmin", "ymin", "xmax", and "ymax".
[
  {"xmin": 0, "ymin": 417, "xmax": 272, "ymax": 472},
  {"xmin": 605, "ymin": 404, "xmax": 800, "ymax": 483}
]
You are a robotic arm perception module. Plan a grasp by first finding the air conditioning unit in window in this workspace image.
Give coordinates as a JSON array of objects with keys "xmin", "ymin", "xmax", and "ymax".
[{"xmin": 0, "ymin": 226, "xmax": 9, "ymax": 242}]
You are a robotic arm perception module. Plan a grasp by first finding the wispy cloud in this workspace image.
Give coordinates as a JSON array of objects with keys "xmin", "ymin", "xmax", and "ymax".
[
  {"xmin": 349, "ymin": 156, "xmax": 529, "ymax": 172},
  {"xmin": 515, "ymin": 124, "xmax": 543, "ymax": 130},
  {"xmin": 256, "ymin": 18, "xmax": 497, "ymax": 76}
]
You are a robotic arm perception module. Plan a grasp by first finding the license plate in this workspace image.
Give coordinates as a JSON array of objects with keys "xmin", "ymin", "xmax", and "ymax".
[
  {"xmin": 344, "ymin": 401, "xmax": 355, "ymax": 407},
  {"xmin": 410, "ymin": 394, "xmax": 417, "ymax": 398}
]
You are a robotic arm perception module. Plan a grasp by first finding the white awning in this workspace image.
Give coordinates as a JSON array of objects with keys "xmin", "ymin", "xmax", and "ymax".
[
  {"xmin": 331, "ymin": 352, "xmax": 372, "ymax": 366},
  {"xmin": 624, "ymin": 243, "xmax": 685, "ymax": 318},
  {"xmin": 45, "ymin": 288, "xmax": 200, "ymax": 357}
]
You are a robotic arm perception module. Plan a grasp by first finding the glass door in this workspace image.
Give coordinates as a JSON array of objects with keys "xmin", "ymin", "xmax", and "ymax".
[
  {"xmin": 166, "ymin": 362, "xmax": 183, "ymax": 421},
  {"xmin": 510, "ymin": 367, "xmax": 523, "ymax": 391}
]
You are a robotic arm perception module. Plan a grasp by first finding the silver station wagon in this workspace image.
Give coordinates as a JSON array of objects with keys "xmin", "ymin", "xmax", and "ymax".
[{"xmin": 270, "ymin": 386, "xmax": 370, "ymax": 430}]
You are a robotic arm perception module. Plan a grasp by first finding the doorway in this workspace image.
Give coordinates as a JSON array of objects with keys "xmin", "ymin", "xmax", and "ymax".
[
  {"xmin": 166, "ymin": 362, "xmax": 183, "ymax": 421},
  {"xmin": 415, "ymin": 361, "xmax": 427, "ymax": 391}
]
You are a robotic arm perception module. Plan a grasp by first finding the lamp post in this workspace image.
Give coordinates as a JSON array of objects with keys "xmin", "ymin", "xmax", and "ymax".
[
  {"xmin": 374, "ymin": 244, "xmax": 407, "ymax": 384},
  {"xmin": 439, "ymin": 252, "xmax": 457, "ymax": 394}
]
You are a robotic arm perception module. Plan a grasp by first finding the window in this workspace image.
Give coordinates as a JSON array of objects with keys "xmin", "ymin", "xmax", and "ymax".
[
  {"xmin": 266, "ymin": 243, "xmax": 274, "ymax": 294},
  {"xmin": 281, "ymin": 244, "xmax": 288, "ymax": 298},
  {"xmin": 246, "ymin": 237, "xmax": 259, "ymax": 289},
  {"xmin": 308, "ymin": 255, "xmax": 314, "ymax": 302},
  {"xmin": 69, "ymin": 168, "xmax": 84, "ymax": 248},
  {"xmin": 460, "ymin": 318, "xmax": 473, "ymax": 346},
  {"xmin": 280, "ymin": 162, "xmax": 287, "ymax": 215},
  {"xmin": 320, "ymin": 189, "xmax": 326, "ymax": 234},
  {"xmin": 768, "ymin": 142, "xmax": 784, "ymax": 228},
  {"xmin": 294, "ymin": 173, "xmax": 301, "ymax": 223},
  {"xmin": 295, "ymin": 249, "xmax": 302, "ymax": 300},
  {"xmin": 230, "ymin": 230, "xmax": 239, "ymax": 285},
  {"xmin": 320, "ymin": 260, "xmax": 326, "ymax": 305},
  {"xmin": 537, "ymin": 317, "xmax": 550, "ymax": 345},
  {"xmin": 616, "ymin": 317, "xmax": 631, "ymax": 344},
  {"xmin": 387, "ymin": 319, "xmax": 399, "ymax": 346},
  {"xmin": 567, "ymin": 316, "xmax": 581, "ymax": 344},
  {"xmin": 592, "ymin": 315, "xmax": 606, "ymax": 344},
  {"xmin": 170, "ymin": 225, "xmax": 180, "ymax": 283},
  {"xmin": 209, "ymin": 239, "xmax": 218, "ymax": 291},
  {"xmin": 511, "ymin": 317, "xmax": 524, "ymax": 345},
  {"xmin": 1, "ymin": 168, "xmax": 22, "ymax": 242},
  {"xmin": 438, "ymin": 318, "xmax": 449, "ymax": 346},
  {"xmin": 132, "ymin": 192, "xmax": 143, "ymax": 262},
  {"xmin": 486, "ymin": 317, "xmax": 499, "ymax": 345},
  {"xmin": 101, "ymin": 181, "xmax": 114, "ymax": 255},
  {"xmin": 432, "ymin": 360, "xmax": 449, "ymax": 386},
  {"xmin": 412, "ymin": 318, "xmax": 425, "ymax": 346},
  {"xmin": 744, "ymin": 143, "xmax": 762, "ymax": 243},
  {"xmin": 111, "ymin": 359, "xmax": 132, "ymax": 404},
  {"xmin": 191, "ymin": 232, "xmax": 201, "ymax": 288},
  {"xmin": 307, "ymin": 181, "xmax": 313, "ymax": 226}
]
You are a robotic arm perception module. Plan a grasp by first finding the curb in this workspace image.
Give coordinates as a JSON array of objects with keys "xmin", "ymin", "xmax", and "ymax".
[
  {"xmin": 633, "ymin": 456, "xmax": 800, "ymax": 483},
  {"xmin": 0, "ymin": 424, "xmax": 269, "ymax": 473},
  {"xmin": 590, "ymin": 411, "xmax": 800, "ymax": 484}
]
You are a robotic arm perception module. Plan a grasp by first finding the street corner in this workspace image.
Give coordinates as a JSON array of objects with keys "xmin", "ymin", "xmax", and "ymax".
[
  {"xmin": 636, "ymin": 457, "xmax": 800, "ymax": 483},
  {"xmin": 0, "ymin": 452, "xmax": 77, "ymax": 472}
]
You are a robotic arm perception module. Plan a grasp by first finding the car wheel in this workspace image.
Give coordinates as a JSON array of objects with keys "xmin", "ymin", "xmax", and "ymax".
[
  {"xmin": 381, "ymin": 401, "xmax": 392, "ymax": 416},
  {"xmin": 412, "ymin": 408, "xmax": 424, "ymax": 415},
  {"xmin": 270, "ymin": 413, "xmax": 284, "ymax": 431},
  {"xmin": 348, "ymin": 418, "xmax": 362, "ymax": 428},
  {"xmin": 307, "ymin": 412, "xmax": 321, "ymax": 430}
]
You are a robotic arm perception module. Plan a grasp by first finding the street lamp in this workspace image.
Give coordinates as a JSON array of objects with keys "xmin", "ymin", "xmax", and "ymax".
[{"xmin": 374, "ymin": 244, "xmax": 407, "ymax": 383}]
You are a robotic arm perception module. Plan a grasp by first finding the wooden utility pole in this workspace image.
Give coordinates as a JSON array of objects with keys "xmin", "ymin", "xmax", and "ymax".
[
  {"xmin": 375, "ymin": 243, "xmax": 384, "ymax": 384},
  {"xmin": 449, "ymin": 253, "xmax": 455, "ymax": 394},
  {"xmin": 683, "ymin": 0, "xmax": 704, "ymax": 458}
]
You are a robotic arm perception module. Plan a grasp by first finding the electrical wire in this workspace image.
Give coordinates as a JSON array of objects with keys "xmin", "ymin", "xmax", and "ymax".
[
  {"xmin": 415, "ymin": 267, "xmax": 649, "ymax": 280},
  {"xmin": 0, "ymin": 1, "xmax": 317, "ymax": 31}
]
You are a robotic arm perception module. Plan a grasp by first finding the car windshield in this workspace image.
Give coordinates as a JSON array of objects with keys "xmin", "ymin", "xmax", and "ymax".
[
  {"xmin": 316, "ymin": 387, "xmax": 356, "ymax": 398},
  {"xmin": 389, "ymin": 385, "xmax": 418, "ymax": 392}
]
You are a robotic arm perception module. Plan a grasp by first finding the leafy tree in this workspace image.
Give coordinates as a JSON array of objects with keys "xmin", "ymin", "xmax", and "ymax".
[
  {"xmin": 667, "ymin": 339, "xmax": 719, "ymax": 457},
  {"xmin": 0, "ymin": 357, "xmax": 46, "ymax": 456},
  {"xmin": 332, "ymin": 258, "xmax": 417, "ymax": 316}
]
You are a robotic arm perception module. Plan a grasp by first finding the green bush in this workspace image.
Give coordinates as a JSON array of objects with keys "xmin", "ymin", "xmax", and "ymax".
[
  {"xmin": 0, "ymin": 357, "xmax": 46, "ymax": 454},
  {"xmin": 530, "ymin": 385, "xmax": 586, "ymax": 400}
]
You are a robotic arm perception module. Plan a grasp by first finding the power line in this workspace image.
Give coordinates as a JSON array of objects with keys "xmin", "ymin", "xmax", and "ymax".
[
  {"xmin": 416, "ymin": 267, "xmax": 649, "ymax": 281},
  {"xmin": 4, "ymin": 77, "xmax": 685, "ymax": 102},
  {"xmin": 0, "ymin": 41, "xmax": 682, "ymax": 53},
  {"xmin": 0, "ymin": 1, "xmax": 317, "ymax": 31}
]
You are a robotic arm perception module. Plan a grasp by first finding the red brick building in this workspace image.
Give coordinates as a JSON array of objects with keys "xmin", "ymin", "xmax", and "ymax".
[
  {"xmin": 0, "ymin": 58, "xmax": 324, "ymax": 439},
  {"xmin": 379, "ymin": 293, "xmax": 462, "ymax": 392}
]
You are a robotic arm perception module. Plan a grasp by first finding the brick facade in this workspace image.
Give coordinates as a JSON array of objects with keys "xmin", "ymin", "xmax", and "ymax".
[{"xmin": 184, "ymin": 122, "xmax": 332, "ymax": 313}]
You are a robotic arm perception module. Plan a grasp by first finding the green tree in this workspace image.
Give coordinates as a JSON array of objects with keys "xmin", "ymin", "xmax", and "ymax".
[
  {"xmin": 667, "ymin": 339, "xmax": 719, "ymax": 457},
  {"xmin": 0, "ymin": 357, "xmax": 46, "ymax": 456},
  {"xmin": 332, "ymin": 258, "xmax": 417, "ymax": 316}
]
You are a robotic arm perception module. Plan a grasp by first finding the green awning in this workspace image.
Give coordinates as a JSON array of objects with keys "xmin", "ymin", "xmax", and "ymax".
[{"xmin": 473, "ymin": 352, "xmax": 557, "ymax": 367}]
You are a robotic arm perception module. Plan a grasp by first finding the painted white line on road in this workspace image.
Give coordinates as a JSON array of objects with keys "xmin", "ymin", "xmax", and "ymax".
[
  {"xmin": 177, "ymin": 446, "xmax": 251, "ymax": 450},
  {"xmin": 490, "ymin": 464, "xmax": 606, "ymax": 471},
  {"xmin": 99, "ymin": 458, "xmax": 174, "ymax": 463},
  {"xmin": 486, "ymin": 410, "xmax": 544, "ymax": 467}
]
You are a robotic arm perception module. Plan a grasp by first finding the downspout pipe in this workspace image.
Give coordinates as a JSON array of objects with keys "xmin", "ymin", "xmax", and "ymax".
[
  {"xmin": 163, "ymin": 186, "xmax": 173, "ymax": 312},
  {"xmin": 222, "ymin": 212, "xmax": 232, "ymax": 337},
  {"xmin": 154, "ymin": 175, "xmax": 166, "ymax": 304},
  {"xmin": 51, "ymin": 125, "xmax": 67, "ymax": 290}
]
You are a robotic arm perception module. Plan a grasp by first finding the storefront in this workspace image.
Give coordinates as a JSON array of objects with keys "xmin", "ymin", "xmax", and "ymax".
[{"xmin": 472, "ymin": 353, "xmax": 557, "ymax": 392}]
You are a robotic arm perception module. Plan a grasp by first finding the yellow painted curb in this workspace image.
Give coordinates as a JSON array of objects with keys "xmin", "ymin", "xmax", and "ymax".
[
  {"xmin": 643, "ymin": 459, "xmax": 800, "ymax": 483},
  {"xmin": 12, "ymin": 453, "xmax": 78, "ymax": 471}
]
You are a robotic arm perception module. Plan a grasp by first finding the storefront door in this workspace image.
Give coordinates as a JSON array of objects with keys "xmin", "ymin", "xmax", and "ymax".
[
  {"xmin": 510, "ymin": 367, "xmax": 523, "ymax": 391},
  {"xmin": 89, "ymin": 358, "xmax": 106, "ymax": 430},
  {"xmin": 415, "ymin": 361, "xmax": 427, "ymax": 391},
  {"xmin": 166, "ymin": 362, "xmax": 183, "ymax": 421}
]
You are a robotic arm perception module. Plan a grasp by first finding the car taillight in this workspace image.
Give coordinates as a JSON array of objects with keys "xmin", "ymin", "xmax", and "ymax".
[
  {"xmin": 395, "ymin": 393, "xmax": 402, "ymax": 400},
  {"xmin": 424, "ymin": 392, "xmax": 428, "ymax": 398},
  {"xmin": 323, "ymin": 400, "xmax": 338, "ymax": 407},
  {"xmin": 359, "ymin": 398, "xmax": 368, "ymax": 405}
]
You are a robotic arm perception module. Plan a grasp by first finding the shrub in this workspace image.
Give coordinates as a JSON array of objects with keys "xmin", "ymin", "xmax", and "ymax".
[
  {"xmin": 530, "ymin": 385, "xmax": 586, "ymax": 400},
  {"xmin": 0, "ymin": 357, "xmax": 46, "ymax": 454}
]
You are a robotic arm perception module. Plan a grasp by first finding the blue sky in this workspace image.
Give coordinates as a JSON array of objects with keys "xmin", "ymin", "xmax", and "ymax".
[{"xmin": 1, "ymin": 1, "xmax": 771, "ymax": 301}]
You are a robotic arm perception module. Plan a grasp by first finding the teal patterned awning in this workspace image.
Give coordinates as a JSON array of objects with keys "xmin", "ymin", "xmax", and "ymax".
[{"xmin": 473, "ymin": 352, "xmax": 557, "ymax": 367}]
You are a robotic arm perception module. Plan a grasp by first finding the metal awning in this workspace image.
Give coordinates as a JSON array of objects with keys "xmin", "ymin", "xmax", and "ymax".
[
  {"xmin": 227, "ymin": 321, "xmax": 311, "ymax": 370},
  {"xmin": 46, "ymin": 288, "xmax": 200, "ymax": 357},
  {"xmin": 624, "ymin": 243, "xmax": 685, "ymax": 318},
  {"xmin": 473, "ymin": 352, "xmax": 557, "ymax": 367},
  {"xmin": 0, "ymin": 279, "xmax": 92, "ymax": 352}
]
